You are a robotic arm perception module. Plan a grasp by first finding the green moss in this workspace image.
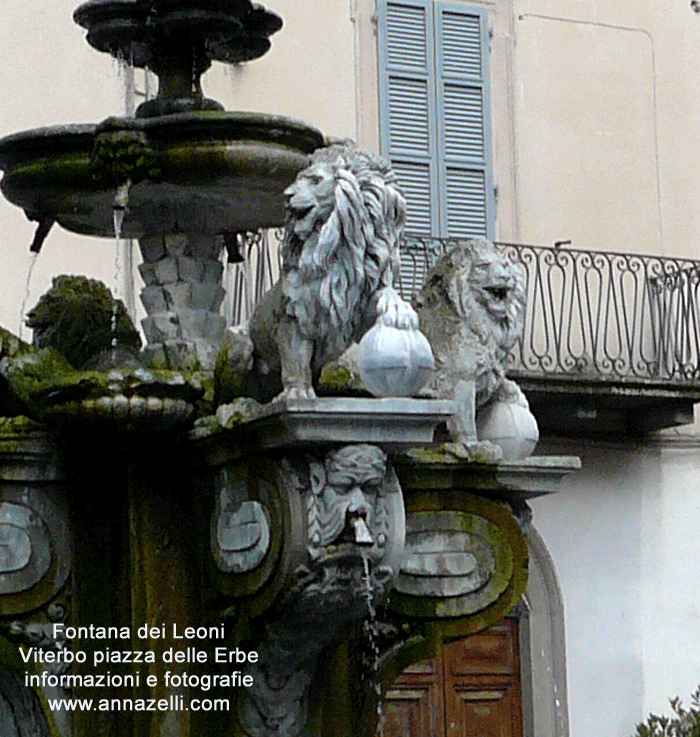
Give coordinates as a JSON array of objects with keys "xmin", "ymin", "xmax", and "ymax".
[
  {"xmin": 0, "ymin": 325, "xmax": 32, "ymax": 360},
  {"xmin": 317, "ymin": 363, "xmax": 364, "ymax": 394},
  {"xmin": 26, "ymin": 275, "xmax": 141, "ymax": 369},
  {"xmin": 216, "ymin": 397, "xmax": 264, "ymax": 429},
  {"xmin": 30, "ymin": 368, "xmax": 203, "ymax": 405},
  {"xmin": 1, "ymin": 348, "xmax": 74, "ymax": 404},
  {"xmin": 213, "ymin": 332, "xmax": 256, "ymax": 405},
  {"xmin": 91, "ymin": 124, "xmax": 159, "ymax": 186},
  {"xmin": 0, "ymin": 416, "xmax": 42, "ymax": 435},
  {"xmin": 192, "ymin": 370, "xmax": 216, "ymax": 416},
  {"xmin": 399, "ymin": 446, "xmax": 457, "ymax": 465},
  {"xmin": 7, "ymin": 153, "xmax": 94, "ymax": 190},
  {"xmin": 213, "ymin": 341, "xmax": 246, "ymax": 404}
]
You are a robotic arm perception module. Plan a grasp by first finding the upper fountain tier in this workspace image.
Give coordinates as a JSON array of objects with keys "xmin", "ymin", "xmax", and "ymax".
[
  {"xmin": 74, "ymin": 0, "xmax": 284, "ymax": 117},
  {"xmin": 0, "ymin": 0, "xmax": 325, "ymax": 240}
]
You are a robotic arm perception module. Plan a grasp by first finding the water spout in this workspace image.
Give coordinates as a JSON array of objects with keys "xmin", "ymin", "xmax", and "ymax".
[
  {"xmin": 350, "ymin": 516, "xmax": 374, "ymax": 546},
  {"xmin": 28, "ymin": 216, "xmax": 55, "ymax": 254},
  {"xmin": 114, "ymin": 180, "xmax": 130, "ymax": 223}
]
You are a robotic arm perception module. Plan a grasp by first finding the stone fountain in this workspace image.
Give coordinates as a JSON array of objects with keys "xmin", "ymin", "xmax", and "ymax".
[
  {"xmin": 0, "ymin": 3, "xmax": 579, "ymax": 737},
  {"xmin": 0, "ymin": 0, "xmax": 324, "ymax": 373}
]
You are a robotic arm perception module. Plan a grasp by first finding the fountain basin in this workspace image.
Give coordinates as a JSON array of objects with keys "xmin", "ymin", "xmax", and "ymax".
[
  {"xmin": 29, "ymin": 367, "xmax": 204, "ymax": 432},
  {"xmin": 0, "ymin": 111, "xmax": 325, "ymax": 238}
]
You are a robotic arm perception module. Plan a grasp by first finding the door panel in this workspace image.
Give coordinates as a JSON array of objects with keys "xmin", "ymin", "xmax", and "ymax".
[
  {"xmin": 382, "ymin": 618, "xmax": 522, "ymax": 736},
  {"xmin": 445, "ymin": 621, "xmax": 519, "ymax": 676},
  {"xmin": 449, "ymin": 684, "xmax": 521, "ymax": 737},
  {"xmin": 383, "ymin": 682, "xmax": 445, "ymax": 737}
]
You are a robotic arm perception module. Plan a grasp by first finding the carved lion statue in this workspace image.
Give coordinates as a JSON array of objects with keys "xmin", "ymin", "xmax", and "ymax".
[
  {"xmin": 247, "ymin": 143, "xmax": 405, "ymax": 400},
  {"xmin": 414, "ymin": 238, "xmax": 538, "ymax": 460}
]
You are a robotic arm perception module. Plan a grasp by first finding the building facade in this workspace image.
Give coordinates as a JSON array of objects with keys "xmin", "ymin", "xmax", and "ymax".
[{"xmin": 2, "ymin": 1, "xmax": 700, "ymax": 736}]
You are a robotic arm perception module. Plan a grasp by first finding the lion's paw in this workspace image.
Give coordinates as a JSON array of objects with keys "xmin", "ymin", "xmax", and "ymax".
[
  {"xmin": 377, "ymin": 286, "xmax": 419, "ymax": 330},
  {"xmin": 275, "ymin": 386, "xmax": 317, "ymax": 402},
  {"xmin": 443, "ymin": 439, "xmax": 503, "ymax": 463}
]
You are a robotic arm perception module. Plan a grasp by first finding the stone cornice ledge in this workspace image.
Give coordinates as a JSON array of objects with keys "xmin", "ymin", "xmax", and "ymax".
[
  {"xmin": 192, "ymin": 397, "xmax": 457, "ymax": 464},
  {"xmin": 394, "ymin": 452, "xmax": 582, "ymax": 500}
]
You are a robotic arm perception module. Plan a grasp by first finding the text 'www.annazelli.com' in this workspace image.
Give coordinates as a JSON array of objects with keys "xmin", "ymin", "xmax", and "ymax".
[{"xmin": 47, "ymin": 696, "xmax": 230, "ymax": 712}]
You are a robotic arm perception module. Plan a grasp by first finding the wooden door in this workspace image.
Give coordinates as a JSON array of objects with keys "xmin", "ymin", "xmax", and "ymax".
[{"xmin": 382, "ymin": 619, "xmax": 522, "ymax": 737}]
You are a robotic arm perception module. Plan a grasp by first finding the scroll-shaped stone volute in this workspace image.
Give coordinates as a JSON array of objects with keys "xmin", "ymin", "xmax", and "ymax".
[
  {"xmin": 0, "ymin": 479, "xmax": 70, "ymax": 616},
  {"xmin": 236, "ymin": 444, "xmax": 405, "ymax": 737},
  {"xmin": 211, "ymin": 467, "xmax": 270, "ymax": 574}
]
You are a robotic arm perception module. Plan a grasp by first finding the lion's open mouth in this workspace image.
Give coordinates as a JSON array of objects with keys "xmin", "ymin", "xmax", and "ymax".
[
  {"xmin": 485, "ymin": 285, "xmax": 510, "ymax": 302},
  {"xmin": 289, "ymin": 204, "xmax": 314, "ymax": 219}
]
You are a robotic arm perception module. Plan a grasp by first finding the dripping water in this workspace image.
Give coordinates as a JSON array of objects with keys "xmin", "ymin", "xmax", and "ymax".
[
  {"xmin": 112, "ymin": 181, "xmax": 131, "ymax": 358},
  {"xmin": 118, "ymin": 55, "xmax": 136, "ymax": 118},
  {"xmin": 19, "ymin": 252, "xmax": 40, "ymax": 340},
  {"xmin": 361, "ymin": 554, "xmax": 384, "ymax": 737}
]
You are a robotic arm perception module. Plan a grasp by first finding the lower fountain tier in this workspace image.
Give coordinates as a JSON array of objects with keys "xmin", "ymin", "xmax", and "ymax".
[{"xmin": 0, "ymin": 111, "xmax": 325, "ymax": 238}]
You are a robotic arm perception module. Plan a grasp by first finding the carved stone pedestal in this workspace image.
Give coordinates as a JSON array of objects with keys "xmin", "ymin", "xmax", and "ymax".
[{"xmin": 0, "ymin": 405, "xmax": 578, "ymax": 737}]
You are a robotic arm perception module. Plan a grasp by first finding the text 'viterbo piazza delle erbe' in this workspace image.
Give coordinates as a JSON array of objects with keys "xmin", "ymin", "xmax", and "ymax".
[{"xmin": 20, "ymin": 623, "xmax": 258, "ymax": 667}]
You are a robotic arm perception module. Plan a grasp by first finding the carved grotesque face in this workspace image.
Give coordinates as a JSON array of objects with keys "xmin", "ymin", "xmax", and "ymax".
[
  {"xmin": 311, "ymin": 445, "xmax": 387, "ymax": 548},
  {"xmin": 284, "ymin": 161, "xmax": 337, "ymax": 241},
  {"xmin": 467, "ymin": 248, "xmax": 518, "ymax": 320}
]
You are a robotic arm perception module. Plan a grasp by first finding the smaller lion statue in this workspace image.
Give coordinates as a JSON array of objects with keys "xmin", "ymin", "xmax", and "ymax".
[
  {"xmin": 26, "ymin": 275, "xmax": 141, "ymax": 369},
  {"xmin": 244, "ymin": 142, "xmax": 407, "ymax": 400},
  {"xmin": 415, "ymin": 238, "xmax": 538, "ymax": 460}
]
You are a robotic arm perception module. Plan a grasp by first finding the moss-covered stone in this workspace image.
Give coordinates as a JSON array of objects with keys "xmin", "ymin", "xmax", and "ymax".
[
  {"xmin": 213, "ymin": 329, "xmax": 255, "ymax": 405},
  {"xmin": 26, "ymin": 275, "xmax": 141, "ymax": 369},
  {"xmin": 29, "ymin": 367, "xmax": 203, "ymax": 405},
  {"xmin": 0, "ymin": 347, "xmax": 75, "ymax": 409},
  {"xmin": 91, "ymin": 120, "xmax": 159, "ymax": 187},
  {"xmin": 317, "ymin": 361, "xmax": 367, "ymax": 396},
  {"xmin": 214, "ymin": 397, "xmax": 264, "ymax": 429}
]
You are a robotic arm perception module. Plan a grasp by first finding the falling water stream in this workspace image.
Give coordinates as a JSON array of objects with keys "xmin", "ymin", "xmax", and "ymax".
[
  {"xmin": 111, "ymin": 181, "xmax": 131, "ymax": 357},
  {"xmin": 18, "ymin": 252, "xmax": 40, "ymax": 340},
  {"xmin": 361, "ymin": 554, "xmax": 384, "ymax": 737}
]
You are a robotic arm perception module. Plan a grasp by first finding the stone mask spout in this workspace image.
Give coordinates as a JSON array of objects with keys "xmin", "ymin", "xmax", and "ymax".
[{"xmin": 348, "ymin": 515, "xmax": 374, "ymax": 545}]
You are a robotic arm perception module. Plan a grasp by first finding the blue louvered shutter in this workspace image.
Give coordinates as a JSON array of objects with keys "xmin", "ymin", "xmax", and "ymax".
[
  {"xmin": 436, "ymin": 5, "xmax": 494, "ymax": 237},
  {"xmin": 378, "ymin": 0, "xmax": 437, "ymax": 237},
  {"xmin": 378, "ymin": 1, "xmax": 494, "ymax": 240}
]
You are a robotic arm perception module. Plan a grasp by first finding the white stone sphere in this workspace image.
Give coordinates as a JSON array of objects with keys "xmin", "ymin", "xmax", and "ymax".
[
  {"xmin": 357, "ymin": 322, "xmax": 434, "ymax": 398},
  {"xmin": 476, "ymin": 400, "xmax": 539, "ymax": 460}
]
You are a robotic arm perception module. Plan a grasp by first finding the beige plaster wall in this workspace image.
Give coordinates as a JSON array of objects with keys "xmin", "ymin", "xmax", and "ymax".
[
  {"xmin": 512, "ymin": 1, "xmax": 700, "ymax": 259},
  {"xmin": 204, "ymin": 0, "xmax": 357, "ymax": 140}
]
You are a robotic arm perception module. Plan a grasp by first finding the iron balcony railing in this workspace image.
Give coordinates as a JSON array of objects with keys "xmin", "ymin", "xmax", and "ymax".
[
  {"xmin": 225, "ymin": 232, "xmax": 700, "ymax": 386},
  {"xmin": 400, "ymin": 237, "xmax": 700, "ymax": 384}
]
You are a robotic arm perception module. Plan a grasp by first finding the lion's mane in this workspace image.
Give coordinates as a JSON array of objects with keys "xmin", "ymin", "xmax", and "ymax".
[
  {"xmin": 281, "ymin": 144, "xmax": 405, "ymax": 369},
  {"xmin": 414, "ymin": 238, "xmax": 526, "ymax": 407}
]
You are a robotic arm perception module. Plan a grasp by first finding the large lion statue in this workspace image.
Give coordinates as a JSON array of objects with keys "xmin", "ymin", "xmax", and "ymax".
[
  {"xmin": 246, "ymin": 143, "xmax": 406, "ymax": 400},
  {"xmin": 414, "ymin": 238, "xmax": 538, "ymax": 460}
]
